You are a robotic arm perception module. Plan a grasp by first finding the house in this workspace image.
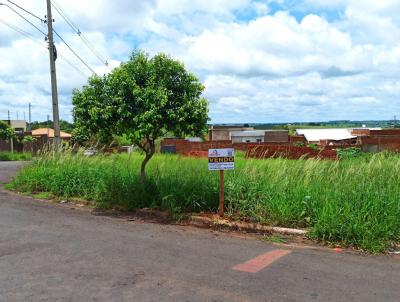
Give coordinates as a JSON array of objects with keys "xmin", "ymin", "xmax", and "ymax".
[
  {"xmin": 230, "ymin": 130, "xmax": 289, "ymax": 143},
  {"xmin": 209, "ymin": 125, "xmax": 254, "ymax": 141},
  {"xmin": 230, "ymin": 130, "xmax": 266, "ymax": 143},
  {"xmin": 1, "ymin": 120, "xmax": 27, "ymax": 132},
  {"xmin": 32, "ymin": 128, "xmax": 72, "ymax": 141},
  {"xmin": 209, "ymin": 125, "xmax": 289, "ymax": 143}
]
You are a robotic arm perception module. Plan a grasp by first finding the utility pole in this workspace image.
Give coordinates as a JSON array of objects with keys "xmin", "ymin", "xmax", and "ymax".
[
  {"xmin": 46, "ymin": 0, "xmax": 61, "ymax": 148},
  {"xmin": 47, "ymin": 114, "xmax": 50, "ymax": 137},
  {"xmin": 28, "ymin": 102, "xmax": 32, "ymax": 131},
  {"xmin": 7, "ymin": 110, "xmax": 13, "ymax": 153}
]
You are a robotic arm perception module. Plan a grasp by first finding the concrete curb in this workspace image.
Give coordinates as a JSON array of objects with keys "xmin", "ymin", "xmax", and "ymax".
[{"xmin": 190, "ymin": 215, "xmax": 308, "ymax": 236}]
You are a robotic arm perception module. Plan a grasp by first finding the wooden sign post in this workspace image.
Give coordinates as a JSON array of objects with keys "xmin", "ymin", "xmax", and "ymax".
[
  {"xmin": 208, "ymin": 148, "xmax": 235, "ymax": 217},
  {"xmin": 219, "ymin": 170, "xmax": 225, "ymax": 216}
]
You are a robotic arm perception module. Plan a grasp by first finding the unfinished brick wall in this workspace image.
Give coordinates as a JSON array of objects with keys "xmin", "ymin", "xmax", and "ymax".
[
  {"xmin": 369, "ymin": 129, "xmax": 400, "ymax": 136},
  {"xmin": 161, "ymin": 139, "xmax": 293, "ymax": 156},
  {"xmin": 289, "ymin": 135, "xmax": 306, "ymax": 144},
  {"xmin": 246, "ymin": 145, "xmax": 338, "ymax": 160},
  {"xmin": 361, "ymin": 137, "xmax": 400, "ymax": 152},
  {"xmin": 161, "ymin": 139, "xmax": 337, "ymax": 159}
]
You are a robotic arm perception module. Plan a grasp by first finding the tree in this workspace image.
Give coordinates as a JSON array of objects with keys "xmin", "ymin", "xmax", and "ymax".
[
  {"xmin": 29, "ymin": 120, "xmax": 74, "ymax": 132},
  {"xmin": 0, "ymin": 121, "xmax": 15, "ymax": 152},
  {"xmin": 72, "ymin": 50, "xmax": 209, "ymax": 182}
]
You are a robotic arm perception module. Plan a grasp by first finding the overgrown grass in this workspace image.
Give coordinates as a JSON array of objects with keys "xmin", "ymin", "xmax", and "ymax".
[
  {"xmin": 7, "ymin": 151, "xmax": 400, "ymax": 252},
  {"xmin": 0, "ymin": 152, "xmax": 32, "ymax": 161}
]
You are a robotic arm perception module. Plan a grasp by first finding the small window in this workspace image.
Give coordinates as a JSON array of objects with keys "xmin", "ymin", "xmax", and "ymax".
[
  {"xmin": 256, "ymin": 139, "xmax": 262, "ymax": 143},
  {"xmin": 246, "ymin": 140, "xmax": 251, "ymax": 143}
]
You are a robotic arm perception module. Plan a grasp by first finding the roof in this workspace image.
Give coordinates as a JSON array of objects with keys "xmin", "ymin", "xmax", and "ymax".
[
  {"xmin": 32, "ymin": 128, "xmax": 71, "ymax": 138},
  {"xmin": 230, "ymin": 130, "xmax": 266, "ymax": 137},
  {"xmin": 295, "ymin": 129, "xmax": 356, "ymax": 142}
]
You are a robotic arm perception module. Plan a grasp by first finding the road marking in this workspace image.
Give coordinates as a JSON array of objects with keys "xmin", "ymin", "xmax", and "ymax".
[{"xmin": 232, "ymin": 249, "xmax": 291, "ymax": 273}]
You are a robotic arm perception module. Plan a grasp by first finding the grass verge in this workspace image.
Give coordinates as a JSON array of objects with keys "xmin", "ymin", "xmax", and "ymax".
[
  {"xmin": 0, "ymin": 152, "xmax": 32, "ymax": 161},
  {"xmin": 7, "ymin": 151, "xmax": 400, "ymax": 253}
]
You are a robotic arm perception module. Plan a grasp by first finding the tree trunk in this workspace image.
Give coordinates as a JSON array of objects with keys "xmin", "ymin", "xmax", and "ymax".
[{"xmin": 140, "ymin": 142, "xmax": 155, "ymax": 184}]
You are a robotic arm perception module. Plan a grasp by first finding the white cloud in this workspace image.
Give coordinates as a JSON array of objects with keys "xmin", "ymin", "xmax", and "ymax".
[{"xmin": 0, "ymin": 0, "xmax": 399, "ymax": 123}]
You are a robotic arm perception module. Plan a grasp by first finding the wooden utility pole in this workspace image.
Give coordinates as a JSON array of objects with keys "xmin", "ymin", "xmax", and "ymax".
[
  {"xmin": 7, "ymin": 110, "xmax": 13, "ymax": 153},
  {"xmin": 46, "ymin": 0, "xmax": 61, "ymax": 148},
  {"xmin": 28, "ymin": 102, "xmax": 31, "ymax": 131},
  {"xmin": 218, "ymin": 170, "xmax": 225, "ymax": 217}
]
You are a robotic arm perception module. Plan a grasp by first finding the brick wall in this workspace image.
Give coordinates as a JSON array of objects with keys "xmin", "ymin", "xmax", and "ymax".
[
  {"xmin": 361, "ymin": 137, "xmax": 400, "ymax": 152},
  {"xmin": 369, "ymin": 129, "xmax": 400, "ymax": 136},
  {"xmin": 161, "ymin": 139, "xmax": 288, "ymax": 155},
  {"xmin": 264, "ymin": 130, "xmax": 289, "ymax": 143},
  {"xmin": 246, "ymin": 145, "xmax": 338, "ymax": 160},
  {"xmin": 289, "ymin": 135, "xmax": 306, "ymax": 144},
  {"xmin": 0, "ymin": 139, "xmax": 11, "ymax": 152}
]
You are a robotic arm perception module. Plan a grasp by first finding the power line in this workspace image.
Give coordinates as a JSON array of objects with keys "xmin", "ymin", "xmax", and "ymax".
[
  {"xmin": 6, "ymin": 0, "xmax": 44, "ymax": 22},
  {"xmin": 53, "ymin": 28, "xmax": 97, "ymax": 75},
  {"xmin": 0, "ymin": 18, "xmax": 88, "ymax": 77},
  {"xmin": 0, "ymin": 2, "xmax": 47, "ymax": 36},
  {"xmin": 1, "ymin": 1, "xmax": 94, "ymax": 76},
  {"xmin": 0, "ymin": 18, "xmax": 38, "ymax": 40},
  {"xmin": 50, "ymin": 0, "xmax": 110, "ymax": 68}
]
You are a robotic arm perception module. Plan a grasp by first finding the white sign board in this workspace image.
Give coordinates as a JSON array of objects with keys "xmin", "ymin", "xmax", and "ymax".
[{"xmin": 208, "ymin": 148, "xmax": 235, "ymax": 171}]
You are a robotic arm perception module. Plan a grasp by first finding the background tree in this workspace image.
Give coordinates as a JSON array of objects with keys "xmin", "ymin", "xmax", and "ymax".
[
  {"xmin": 72, "ymin": 50, "xmax": 209, "ymax": 181},
  {"xmin": 0, "ymin": 121, "xmax": 16, "ymax": 152}
]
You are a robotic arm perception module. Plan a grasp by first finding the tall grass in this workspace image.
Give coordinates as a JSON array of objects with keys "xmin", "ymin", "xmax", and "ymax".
[{"xmin": 8, "ymin": 151, "xmax": 400, "ymax": 252}]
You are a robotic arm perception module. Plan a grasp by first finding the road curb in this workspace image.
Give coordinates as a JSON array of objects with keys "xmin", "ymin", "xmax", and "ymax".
[{"xmin": 190, "ymin": 215, "xmax": 308, "ymax": 236}]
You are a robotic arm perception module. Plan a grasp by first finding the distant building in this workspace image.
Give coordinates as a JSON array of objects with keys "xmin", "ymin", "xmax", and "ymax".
[
  {"xmin": 296, "ymin": 128, "xmax": 382, "ymax": 145},
  {"xmin": 230, "ymin": 130, "xmax": 289, "ymax": 143},
  {"xmin": 209, "ymin": 125, "xmax": 289, "ymax": 143},
  {"xmin": 2, "ymin": 120, "xmax": 27, "ymax": 132},
  {"xmin": 230, "ymin": 130, "xmax": 266, "ymax": 143},
  {"xmin": 209, "ymin": 126, "xmax": 254, "ymax": 141}
]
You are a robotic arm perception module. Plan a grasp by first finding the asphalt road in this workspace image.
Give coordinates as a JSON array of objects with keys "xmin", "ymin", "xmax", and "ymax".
[{"xmin": 0, "ymin": 161, "xmax": 399, "ymax": 302}]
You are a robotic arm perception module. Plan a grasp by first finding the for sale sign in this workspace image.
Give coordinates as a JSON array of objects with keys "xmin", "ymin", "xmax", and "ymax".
[{"xmin": 208, "ymin": 148, "xmax": 235, "ymax": 171}]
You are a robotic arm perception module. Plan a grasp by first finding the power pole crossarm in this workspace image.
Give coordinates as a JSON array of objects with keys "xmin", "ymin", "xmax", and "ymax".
[{"xmin": 46, "ymin": 0, "xmax": 61, "ymax": 148}]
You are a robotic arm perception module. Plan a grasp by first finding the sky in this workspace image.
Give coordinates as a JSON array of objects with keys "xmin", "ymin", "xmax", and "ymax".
[{"xmin": 0, "ymin": 0, "xmax": 399, "ymax": 124}]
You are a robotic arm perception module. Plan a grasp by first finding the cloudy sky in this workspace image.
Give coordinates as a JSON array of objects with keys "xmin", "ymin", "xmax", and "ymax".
[{"xmin": 0, "ymin": 0, "xmax": 399, "ymax": 123}]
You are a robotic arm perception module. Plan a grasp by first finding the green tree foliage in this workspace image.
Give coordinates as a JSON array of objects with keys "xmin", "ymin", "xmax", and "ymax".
[
  {"xmin": 72, "ymin": 50, "xmax": 209, "ymax": 181},
  {"xmin": 29, "ymin": 120, "xmax": 74, "ymax": 132},
  {"xmin": 0, "ymin": 121, "xmax": 15, "ymax": 141}
]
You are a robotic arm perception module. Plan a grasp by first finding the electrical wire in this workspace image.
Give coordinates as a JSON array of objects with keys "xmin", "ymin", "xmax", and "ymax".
[
  {"xmin": 6, "ymin": 0, "xmax": 44, "ymax": 22},
  {"xmin": 0, "ymin": 18, "xmax": 88, "ymax": 77},
  {"xmin": 53, "ymin": 28, "xmax": 97, "ymax": 75},
  {"xmin": 0, "ymin": 2, "xmax": 47, "ymax": 36},
  {"xmin": 1, "ymin": 0, "xmax": 96, "ymax": 76},
  {"xmin": 51, "ymin": 0, "xmax": 110, "ymax": 68},
  {"xmin": 0, "ymin": 18, "xmax": 38, "ymax": 40}
]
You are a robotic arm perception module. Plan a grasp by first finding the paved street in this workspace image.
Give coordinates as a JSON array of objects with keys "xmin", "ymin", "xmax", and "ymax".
[{"xmin": 0, "ymin": 161, "xmax": 399, "ymax": 302}]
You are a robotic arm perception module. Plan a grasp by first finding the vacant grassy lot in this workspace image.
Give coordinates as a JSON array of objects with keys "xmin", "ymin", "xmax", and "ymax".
[
  {"xmin": 0, "ymin": 152, "xmax": 32, "ymax": 161},
  {"xmin": 7, "ymin": 152, "xmax": 400, "ymax": 252}
]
